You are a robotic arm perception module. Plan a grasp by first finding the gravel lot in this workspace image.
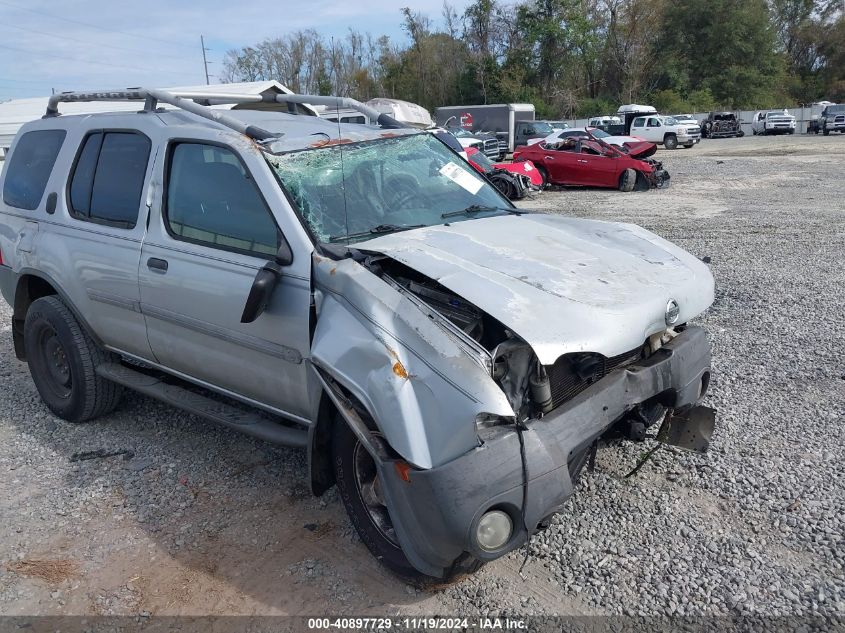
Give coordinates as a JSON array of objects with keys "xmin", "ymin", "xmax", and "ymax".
[{"xmin": 0, "ymin": 134, "xmax": 843, "ymax": 618}]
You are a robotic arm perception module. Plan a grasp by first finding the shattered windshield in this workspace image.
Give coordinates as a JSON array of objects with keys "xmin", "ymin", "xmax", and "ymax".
[{"xmin": 266, "ymin": 133, "xmax": 510, "ymax": 243}]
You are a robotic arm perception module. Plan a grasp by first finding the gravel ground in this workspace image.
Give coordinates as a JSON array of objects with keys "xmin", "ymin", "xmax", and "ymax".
[{"xmin": 0, "ymin": 134, "xmax": 843, "ymax": 619}]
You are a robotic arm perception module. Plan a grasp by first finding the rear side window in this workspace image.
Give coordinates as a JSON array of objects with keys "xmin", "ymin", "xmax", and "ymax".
[
  {"xmin": 164, "ymin": 143, "xmax": 281, "ymax": 256},
  {"xmin": 69, "ymin": 131, "xmax": 151, "ymax": 228},
  {"xmin": 632, "ymin": 117, "xmax": 645, "ymax": 127},
  {"xmin": 2, "ymin": 130, "xmax": 66, "ymax": 210}
]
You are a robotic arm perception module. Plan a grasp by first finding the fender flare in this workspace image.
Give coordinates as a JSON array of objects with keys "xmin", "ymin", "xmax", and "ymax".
[{"xmin": 12, "ymin": 268, "xmax": 104, "ymax": 359}]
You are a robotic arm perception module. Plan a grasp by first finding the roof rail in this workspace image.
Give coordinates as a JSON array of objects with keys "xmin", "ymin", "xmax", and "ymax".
[
  {"xmin": 44, "ymin": 88, "xmax": 411, "ymax": 140},
  {"xmin": 44, "ymin": 88, "xmax": 278, "ymax": 141}
]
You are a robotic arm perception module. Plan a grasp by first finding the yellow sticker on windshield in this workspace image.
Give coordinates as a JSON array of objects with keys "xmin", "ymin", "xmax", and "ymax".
[{"xmin": 439, "ymin": 161, "xmax": 484, "ymax": 195}]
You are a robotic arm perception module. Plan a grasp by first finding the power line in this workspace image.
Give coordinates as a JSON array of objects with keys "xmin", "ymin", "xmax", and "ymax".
[
  {"xmin": 0, "ymin": 0, "xmax": 196, "ymax": 50},
  {"xmin": 0, "ymin": 22, "xmax": 185, "ymax": 60},
  {"xmin": 0, "ymin": 43, "xmax": 199, "ymax": 77}
]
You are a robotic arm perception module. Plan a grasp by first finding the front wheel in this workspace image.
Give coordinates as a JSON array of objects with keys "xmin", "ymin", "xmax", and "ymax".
[
  {"xmin": 737, "ymin": 130, "xmax": 745, "ymax": 138},
  {"xmin": 24, "ymin": 296, "xmax": 122, "ymax": 423},
  {"xmin": 823, "ymin": 127, "xmax": 830, "ymax": 136},
  {"xmin": 618, "ymin": 168, "xmax": 636, "ymax": 192},
  {"xmin": 663, "ymin": 134, "xmax": 678, "ymax": 150},
  {"xmin": 332, "ymin": 416, "xmax": 482, "ymax": 585},
  {"xmin": 535, "ymin": 165, "xmax": 549, "ymax": 188}
]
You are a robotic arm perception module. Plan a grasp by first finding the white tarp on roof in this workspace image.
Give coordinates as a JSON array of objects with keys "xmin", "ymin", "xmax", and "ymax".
[
  {"xmin": 0, "ymin": 81, "xmax": 314, "ymax": 151},
  {"xmin": 365, "ymin": 98, "xmax": 433, "ymax": 129}
]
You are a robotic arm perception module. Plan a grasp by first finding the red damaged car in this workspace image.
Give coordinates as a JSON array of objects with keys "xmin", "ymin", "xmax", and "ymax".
[
  {"xmin": 464, "ymin": 147, "xmax": 542, "ymax": 200},
  {"xmin": 513, "ymin": 134, "xmax": 669, "ymax": 192}
]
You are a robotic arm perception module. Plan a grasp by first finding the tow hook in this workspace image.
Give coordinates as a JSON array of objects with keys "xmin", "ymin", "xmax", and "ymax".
[{"xmin": 658, "ymin": 406, "xmax": 717, "ymax": 454}]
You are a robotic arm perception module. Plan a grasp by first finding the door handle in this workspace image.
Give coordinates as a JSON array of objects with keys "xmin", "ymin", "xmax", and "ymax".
[
  {"xmin": 544, "ymin": 156, "xmax": 554, "ymax": 160},
  {"xmin": 147, "ymin": 257, "xmax": 168, "ymax": 272},
  {"xmin": 577, "ymin": 159, "xmax": 589, "ymax": 163}
]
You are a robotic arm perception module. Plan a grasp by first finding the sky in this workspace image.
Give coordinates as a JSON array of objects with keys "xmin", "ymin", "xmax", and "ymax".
[{"xmin": 0, "ymin": 0, "xmax": 472, "ymax": 101}]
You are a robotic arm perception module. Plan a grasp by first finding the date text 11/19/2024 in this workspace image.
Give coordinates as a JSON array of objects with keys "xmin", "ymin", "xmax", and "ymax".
[{"xmin": 307, "ymin": 617, "xmax": 527, "ymax": 630}]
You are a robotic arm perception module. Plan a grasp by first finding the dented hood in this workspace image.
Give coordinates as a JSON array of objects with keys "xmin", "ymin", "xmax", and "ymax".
[
  {"xmin": 622, "ymin": 141, "xmax": 657, "ymax": 158},
  {"xmin": 358, "ymin": 214, "xmax": 714, "ymax": 364}
]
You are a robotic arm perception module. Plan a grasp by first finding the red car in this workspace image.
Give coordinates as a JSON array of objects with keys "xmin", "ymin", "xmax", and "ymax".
[
  {"xmin": 465, "ymin": 147, "xmax": 543, "ymax": 187},
  {"xmin": 513, "ymin": 136, "xmax": 669, "ymax": 191}
]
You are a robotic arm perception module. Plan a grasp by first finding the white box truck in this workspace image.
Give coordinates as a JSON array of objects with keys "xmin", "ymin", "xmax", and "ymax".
[{"xmin": 434, "ymin": 103, "xmax": 545, "ymax": 154}]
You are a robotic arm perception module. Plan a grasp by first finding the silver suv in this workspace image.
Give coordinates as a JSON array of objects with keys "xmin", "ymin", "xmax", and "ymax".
[{"xmin": 0, "ymin": 88, "xmax": 716, "ymax": 584}]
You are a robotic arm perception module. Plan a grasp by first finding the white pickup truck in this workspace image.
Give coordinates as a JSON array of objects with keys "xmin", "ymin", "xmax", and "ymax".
[
  {"xmin": 751, "ymin": 110, "xmax": 796, "ymax": 135},
  {"xmin": 628, "ymin": 114, "xmax": 701, "ymax": 149}
]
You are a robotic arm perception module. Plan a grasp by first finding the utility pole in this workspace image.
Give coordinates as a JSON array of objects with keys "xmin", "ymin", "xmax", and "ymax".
[{"xmin": 200, "ymin": 35, "xmax": 211, "ymax": 85}]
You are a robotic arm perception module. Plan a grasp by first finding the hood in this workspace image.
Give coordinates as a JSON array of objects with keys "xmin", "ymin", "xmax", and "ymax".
[
  {"xmin": 496, "ymin": 160, "xmax": 544, "ymax": 186},
  {"xmin": 622, "ymin": 141, "xmax": 657, "ymax": 158},
  {"xmin": 605, "ymin": 134, "xmax": 644, "ymax": 145},
  {"xmin": 358, "ymin": 214, "xmax": 714, "ymax": 364}
]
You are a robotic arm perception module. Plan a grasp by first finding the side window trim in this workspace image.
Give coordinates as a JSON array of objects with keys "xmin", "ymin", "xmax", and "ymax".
[
  {"xmin": 66, "ymin": 128, "xmax": 152, "ymax": 230},
  {"xmin": 161, "ymin": 139, "xmax": 284, "ymax": 260}
]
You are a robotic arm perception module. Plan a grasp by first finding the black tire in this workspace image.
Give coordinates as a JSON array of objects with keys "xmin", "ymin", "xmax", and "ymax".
[
  {"xmin": 618, "ymin": 168, "xmax": 636, "ymax": 192},
  {"xmin": 24, "ymin": 296, "xmax": 122, "ymax": 423},
  {"xmin": 737, "ymin": 130, "xmax": 745, "ymax": 138},
  {"xmin": 332, "ymin": 417, "xmax": 482, "ymax": 585},
  {"xmin": 535, "ymin": 165, "xmax": 549, "ymax": 188},
  {"xmin": 823, "ymin": 127, "xmax": 830, "ymax": 136},
  {"xmin": 492, "ymin": 177, "xmax": 516, "ymax": 200},
  {"xmin": 663, "ymin": 134, "xmax": 678, "ymax": 150}
]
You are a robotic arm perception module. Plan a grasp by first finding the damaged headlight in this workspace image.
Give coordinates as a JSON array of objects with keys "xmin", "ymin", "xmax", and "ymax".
[{"xmin": 475, "ymin": 413, "xmax": 513, "ymax": 431}]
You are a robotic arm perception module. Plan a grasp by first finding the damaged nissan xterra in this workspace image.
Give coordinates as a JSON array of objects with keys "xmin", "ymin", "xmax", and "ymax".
[{"xmin": 0, "ymin": 88, "xmax": 716, "ymax": 584}]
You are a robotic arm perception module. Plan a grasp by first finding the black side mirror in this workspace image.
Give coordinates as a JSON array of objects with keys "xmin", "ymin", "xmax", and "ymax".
[
  {"xmin": 241, "ymin": 262, "xmax": 281, "ymax": 323},
  {"xmin": 240, "ymin": 240, "xmax": 293, "ymax": 323}
]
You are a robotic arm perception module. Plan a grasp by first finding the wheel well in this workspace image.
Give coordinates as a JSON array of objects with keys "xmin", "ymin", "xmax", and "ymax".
[
  {"xmin": 12, "ymin": 275, "xmax": 58, "ymax": 360},
  {"xmin": 309, "ymin": 378, "xmax": 390, "ymax": 497},
  {"xmin": 309, "ymin": 391, "xmax": 338, "ymax": 496},
  {"xmin": 664, "ymin": 132, "xmax": 677, "ymax": 142}
]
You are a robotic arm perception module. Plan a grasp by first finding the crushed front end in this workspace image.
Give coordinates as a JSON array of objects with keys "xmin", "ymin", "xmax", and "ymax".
[
  {"xmin": 641, "ymin": 157, "xmax": 671, "ymax": 189},
  {"xmin": 378, "ymin": 325, "xmax": 713, "ymax": 577}
]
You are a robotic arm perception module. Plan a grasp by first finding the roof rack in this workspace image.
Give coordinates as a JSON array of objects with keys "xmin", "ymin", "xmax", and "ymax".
[{"xmin": 44, "ymin": 88, "xmax": 409, "ymax": 142}]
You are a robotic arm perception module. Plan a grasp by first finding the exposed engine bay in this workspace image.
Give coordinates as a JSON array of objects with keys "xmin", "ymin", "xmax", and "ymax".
[{"xmin": 364, "ymin": 254, "xmax": 663, "ymax": 422}]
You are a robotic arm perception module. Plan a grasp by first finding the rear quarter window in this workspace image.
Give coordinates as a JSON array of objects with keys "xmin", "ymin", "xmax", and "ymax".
[
  {"xmin": 2, "ymin": 129, "xmax": 67, "ymax": 210},
  {"xmin": 68, "ymin": 131, "xmax": 151, "ymax": 228}
]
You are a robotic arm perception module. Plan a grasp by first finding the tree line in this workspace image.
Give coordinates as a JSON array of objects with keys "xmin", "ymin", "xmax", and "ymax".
[{"xmin": 222, "ymin": 0, "xmax": 845, "ymax": 118}]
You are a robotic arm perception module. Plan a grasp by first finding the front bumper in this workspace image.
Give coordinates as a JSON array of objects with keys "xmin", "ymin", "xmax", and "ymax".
[
  {"xmin": 678, "ymin": 135, "xmax": 700, "ymax": 144},
  {"xmin": 380, "ymin": 326, "xmax": 712, "ymax": 577}
]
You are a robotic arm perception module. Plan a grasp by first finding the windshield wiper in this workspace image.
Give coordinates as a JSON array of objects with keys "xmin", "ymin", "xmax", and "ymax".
[
  {"xmin": 328, "ymin": 223, "xmax": 426, "ymax": 243},
  {"xmin": 441, "ymin": 205, "xmax": 524, "ymax": 219}
]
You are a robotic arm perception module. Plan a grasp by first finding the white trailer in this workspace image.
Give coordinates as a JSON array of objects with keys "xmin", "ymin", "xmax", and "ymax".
[{"xmin": 434, "ymin": 103, "xmax": 536, "ymax": 153}]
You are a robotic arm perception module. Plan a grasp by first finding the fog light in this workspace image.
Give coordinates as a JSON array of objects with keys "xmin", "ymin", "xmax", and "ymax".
[{"xmin": 476, "ymin": 510, "xmax": 513, "ymax": 552}]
